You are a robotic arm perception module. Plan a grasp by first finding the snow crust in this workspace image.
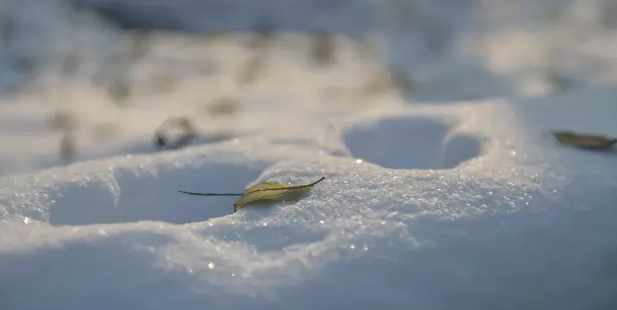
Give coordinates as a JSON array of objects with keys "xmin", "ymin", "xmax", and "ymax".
[
  {"xmin": 3, "ymin": 92, "xmax": 617, "ymax": 309},
  {"xmin": 1, "ymin": 0, "xmax": 617, "ymax": 309}
]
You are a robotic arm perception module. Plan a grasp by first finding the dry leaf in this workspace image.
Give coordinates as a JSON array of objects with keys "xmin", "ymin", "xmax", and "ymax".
[
  {"xmin": 247, "ymin": 21, "xmax": 275, "ymax": 49},
  {"xmin": 108, "ymin": 76, "xmax": 131, "ymax": 106},
  {"xmin": 154, "ymin": 117, "xmax": 198, "ymax": 150},
  {"xmin": 390, "ymin": 68, "xmax": 414, "ymax": 94},
  {"xmin": 549, "ymin": 131, "xmax": 617, "ymax": 150},
  {"xmin": 362, "ymin": 69, "xmax": 394, "ymax": 96},
  {"xmin": 89, "ymin": 122, "xmax": 120, "ymax": 141},
  {"xmin": 238, "ymin": 52, "xmax": 266, "ymax": 85},
  {"xmin": 179, "ymin": 176, "xmax": 326, "ymax": 213},
  {"xmin": 207, "ymin": 97, "xmax": 240, "ymax": 117},
  {"xmin": 150, "ymin": 75, "xmax": 177, "ymax": 93},
  {"xmin": 48, "ymin": 110, "xmax": 78, "ymax": 130},
  {"xmin": 233, "ymin": 177, "xmax": 325, "ymax": 212},
  {"xmin": 60, "ymin": 129, "xmax": 76, "ymax": 165},
  {"xmin": 310, "ymin": 31, "xmax": 336, "ymax": 65}
]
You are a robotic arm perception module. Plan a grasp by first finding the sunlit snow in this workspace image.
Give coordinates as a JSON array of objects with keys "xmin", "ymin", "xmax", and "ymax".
[{"xmin": 1, "ymin": 0, "xmax": 617, "ymax": 309}]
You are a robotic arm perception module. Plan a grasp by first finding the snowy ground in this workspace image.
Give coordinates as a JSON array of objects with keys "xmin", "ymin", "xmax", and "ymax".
[{"xmin": 2, "ymin": 0, "xmax": 617, "ymax": 309}]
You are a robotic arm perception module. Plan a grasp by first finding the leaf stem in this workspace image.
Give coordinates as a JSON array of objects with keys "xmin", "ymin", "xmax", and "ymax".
[
  {"xmin": 178, "ymin": 176, "xmax": 326, "ymax": 197},
  {"xmin": 178, "ymin": 191, "xmax": 243, "ymax": 196}
]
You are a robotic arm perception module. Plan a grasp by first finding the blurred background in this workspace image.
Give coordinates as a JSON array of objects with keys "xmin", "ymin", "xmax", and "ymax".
[{"xmin": 1, "ymin": 0, "xmax": 617, "ymax": 176}]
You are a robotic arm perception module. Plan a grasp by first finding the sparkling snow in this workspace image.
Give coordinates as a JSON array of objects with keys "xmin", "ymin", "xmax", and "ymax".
[{"xmin": 1, "ymin": 0, "xmax": 617, "ymax": 309}]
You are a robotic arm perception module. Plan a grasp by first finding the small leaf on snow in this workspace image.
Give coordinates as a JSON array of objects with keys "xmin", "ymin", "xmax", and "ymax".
[
  {"xmin": 233, "ymin": 176, "xmax": 326, "ymax": 212},
  {"xmin": 549, "ymin": 131, "xmax": 617, "ymax": 150},
  {"xmin": 178, "ymin": 177, "xmax": 326, "ymax": 213}
]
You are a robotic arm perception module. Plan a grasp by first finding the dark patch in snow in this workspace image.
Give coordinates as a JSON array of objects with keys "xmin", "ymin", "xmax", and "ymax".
[
  {"xmin": 47, "ymin": 160, "xmax": 268, "ymax": 226},
  {"xmin": 343, "ymin": 117, "xmax": 482, "ymax": 169}
]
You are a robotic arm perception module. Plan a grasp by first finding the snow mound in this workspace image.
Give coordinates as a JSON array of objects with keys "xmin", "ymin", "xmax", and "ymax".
[
  {"xmin": 2, "ymin": 88, "xmax": 617, "ymax": 309},
  {"xmin": 3, "ymin": 0, "xmax": 617, "ymax": 309}
]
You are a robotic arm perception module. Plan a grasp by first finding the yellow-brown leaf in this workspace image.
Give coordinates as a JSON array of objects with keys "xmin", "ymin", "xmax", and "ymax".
[
  {"xmin": 233, "ymin": 177, "xmax": 326, "ymax": 212},
  {"xmin": 550, "ymin": 131, "xmax": 617, "ymax": 150}
]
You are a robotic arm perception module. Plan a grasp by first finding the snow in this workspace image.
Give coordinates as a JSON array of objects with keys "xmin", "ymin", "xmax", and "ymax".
[{"xmin": 2, "ymin": 0, "xmax": 617, "ymax": 309}]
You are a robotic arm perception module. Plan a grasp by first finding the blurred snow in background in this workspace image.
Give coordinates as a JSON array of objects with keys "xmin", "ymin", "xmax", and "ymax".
[{"xmin": 0, "ymin": 0, "xmax": 616, "ymax": 174}]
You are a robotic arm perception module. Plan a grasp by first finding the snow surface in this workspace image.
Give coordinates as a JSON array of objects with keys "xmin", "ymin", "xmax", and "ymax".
[{"xmin": 2, "ymin": 0, "xmax": 617, "ymax": 309}]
